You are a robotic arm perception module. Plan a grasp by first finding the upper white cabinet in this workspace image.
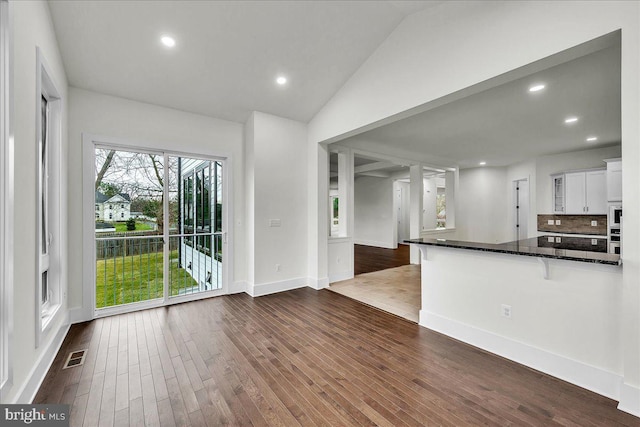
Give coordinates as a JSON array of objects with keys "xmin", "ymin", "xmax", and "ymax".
[
  {"xmin": 551, "ymin": 173, "xmax": 565, "ymax": 214},
  {"xmin": 605, "ymin": 158, "xmax": 622, "ymax": 202},
  {"xmin": 564, "ymin": 169, "xmax": 607, "ymax": 214}
]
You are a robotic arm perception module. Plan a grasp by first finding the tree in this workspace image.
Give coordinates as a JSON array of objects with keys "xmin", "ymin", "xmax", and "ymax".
[
  {"xmin": 94, "ymin": 148, "xmax": 179, "ymax": 230},
  {"xmin": 98, "ymin": 182, "xmax": 121, "ymax": 197},
  {"xmin": 126, "ymin": 218, "xmax": 136, "ymax": 231},
  {"xmin": 95, "ymin": 149, "xmax": 116, "ymax": 191}
]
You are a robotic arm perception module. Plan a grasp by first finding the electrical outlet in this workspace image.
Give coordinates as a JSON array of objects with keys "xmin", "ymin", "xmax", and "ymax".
[
  {"xmin": 591, "ymin": 220, "xmax": 598, "ymax": 226},
  {"xmin": 336, "ymin": 257, "xmax": 341, "ymax": 264},
  {"xmin": 547, "ymin": 219, "xmax": 554, "ymax": 225},
  {"xmin": 555, "ymin": 219, "xmax": 561, "ymax": 225},
  {"xmin": 591, "ymin": 239, "xmax": 598, "ymax": 245},
  {"xmin": 501, "ymin": 304, "xmax": 512, "ymax": 319},
  {"xmin": 555, "ymin": 237, "xmax": 562, "ymax": 243},
  {"xmin": 275, "ymin": 264, "xmax": 281, "ymax": 272}
]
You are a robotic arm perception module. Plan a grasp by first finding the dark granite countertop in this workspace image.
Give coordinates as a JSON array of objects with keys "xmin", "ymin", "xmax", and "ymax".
[{"xmin": 404, "ymin": 236, "xmax": 621, "ymax": 266}]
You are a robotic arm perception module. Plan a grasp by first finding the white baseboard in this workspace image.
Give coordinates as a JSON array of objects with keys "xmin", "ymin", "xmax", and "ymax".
[
  {"xmin": 307, "ymin": 276, "xmax": 330, "ymax": 290},
  {"xmin": 229, "ymin": 280, "xmax": 248, "ymax": 294},
  {"xmin": 618, "ymin": 382, "xmax": 640, "ymax": 417},
  {"xmin": 328, "ymin": 271, "xmax": 353, "ymax": 284},
  {"xmin": 420, "ymin": 310, "xmax": 623, "ymax": 401},
  {"xmin": 14, "ymin": 316, "xmax": 70, "ymax": 403},
  {"xmin": 353, "ymin": 239, "xmax": 396, "ymax": 249},
  {"xmin": 249, "ymin": 277, "xmax": 307, "ymax": 297}
]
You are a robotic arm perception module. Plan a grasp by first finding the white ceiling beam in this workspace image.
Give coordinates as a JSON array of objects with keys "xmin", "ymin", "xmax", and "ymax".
[
  {"xmin": 356, "ymin": 171, "xmax": 392, "ymax": 178},
  {"xmin": 354, "ymin": 161, "xmax": 395, "ymax": 174}
]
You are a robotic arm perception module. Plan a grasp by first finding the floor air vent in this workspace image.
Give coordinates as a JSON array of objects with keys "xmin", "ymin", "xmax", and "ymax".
[{"xmin": 63, "ymin": 349, "xmax": 87, "ymax": 369}]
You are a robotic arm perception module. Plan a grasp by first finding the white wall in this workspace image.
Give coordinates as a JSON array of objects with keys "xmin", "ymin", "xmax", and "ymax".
[
  {"xmin": 456, "ymin": 167, "xmax": 510, "ymax": 244},
  {"xmin": 536, "ymin": 145, "xmax": 621, "ymax": 214},
  {"xmin": 246, "ymin": 111, "xmax": 308, "ymax": 295},
  {"xmin": 6, "ymin": 0, "xmax": 69, "ymax": 403},
  {"xmin": 420, "ymin": 246, "xmax": 623, "ymax": 400},
  {"xmin": 308, "ymin": 2, "xmax": 640, "ymax": 413},
  {"xmin": 353, "ymin": 175, "xmax": 395, "ymax": 248},
  {"xmin": 67, "ymin": 88, "xmax": 245, "ymax": 310}
]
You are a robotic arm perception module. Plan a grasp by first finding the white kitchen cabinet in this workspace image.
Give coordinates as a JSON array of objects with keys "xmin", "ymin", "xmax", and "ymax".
[
  {"xmin": 605, "ymin": 158, "xmax": 622, "ymax": 202},
  {"xmin": 551, "ymin": 173, "xmax": 565, "ymax": 214},
  {"xmin": 564, "ymin": 169, "xmax": 607, "ymax": 215}
]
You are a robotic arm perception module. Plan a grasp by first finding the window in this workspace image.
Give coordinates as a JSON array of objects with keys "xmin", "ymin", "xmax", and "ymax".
[
  {"xmin": 0, "ymin": 0, "xmax": 12, "ymax": 392},
  {"xmin": 36, "ymin": 47, "xmax": 62, "ymax": 342},
  {"xmin": 95, "ymin": 213, "xmax": 99, "ymax": 219},
  {"xmin": 121, "ymin": 212, "xmax": 124, "ymax": 219},
  {"xmin": 95, "ymin": 204, "xmax": 99, "ymax": 211},
  {"xmin": 329, "ymin": 150, "xmax": 348, "ymax": 238},
  {"xmin": 120, "ymin": 204, "xmax": 124, "ymax": 209},
  {"xmin": 109, "ymin": 213, "xmax": 112, "ymax": 219},
  {"xmin": 436, "ymin": 187, "xmax": 446, "ymax": 229}
]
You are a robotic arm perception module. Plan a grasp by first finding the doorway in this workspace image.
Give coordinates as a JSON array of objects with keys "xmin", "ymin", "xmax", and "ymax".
[{"xmin": 89, "ymin": 144, "xmax": 228, "ymax": 317}]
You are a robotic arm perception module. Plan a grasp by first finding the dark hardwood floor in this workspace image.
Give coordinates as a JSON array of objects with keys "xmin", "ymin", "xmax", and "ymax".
[
  {"xmin": 354, "ymin": 243, "xmax": 410, "ymax": 275},
  {"xmin": 34, "ymin": 288, "xmax": 638, "ymax": 426}
]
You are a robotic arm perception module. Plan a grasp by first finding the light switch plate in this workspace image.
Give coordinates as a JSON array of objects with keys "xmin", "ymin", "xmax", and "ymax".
[
  {"xmin": 591, "ymin": 239, "xmax": 598, "ymax": 245},
  {"xmin": 591, "ymin": 220, "xmax": 598, "ymax": 226},
  {"xmin": 547, "ymin": 220, "xmax": 554, "ymax": 225},
  {"xmin": 555, "ymin": 220, "xmax": 561, "ymax": 225},
  {"xmin": 548, "ymin": 237, "xmax": 554, "ymax": 243},
  {"xmin": 269, "ymin": 219, "xmax": 281, "ymax": 227}
]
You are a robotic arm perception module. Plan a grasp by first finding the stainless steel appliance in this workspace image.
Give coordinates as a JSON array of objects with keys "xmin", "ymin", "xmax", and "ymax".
[
  {"xmin": 608, "ymin": 204, "xmax": 622, "ymax": 254},
  {"xmin": 609, "ymin": 205, "xmax": 622, "ymax": 227}
]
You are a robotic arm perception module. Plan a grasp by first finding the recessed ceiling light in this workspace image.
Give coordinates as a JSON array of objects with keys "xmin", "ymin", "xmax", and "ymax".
[
  {"xmin": 564, "ymin": 116, "xmax": 579, "ymax": 124},
  {"xmin": 276, "ymin": 76, "xmax": 287, "ymax": 86},
  {"xmin": 528, "ymin": 83, "xmax": 546, "ymax": 92},
  {"xmin": 161, "ymin": 36, "xmax": 176, "ymax": 48},
  {"xmin": 479, "ymin": 161, "xmax": 486, "ymax": 166},
  {"xmin": 586, "ymin": 136, "xmax": 598, "ymax": 142}
]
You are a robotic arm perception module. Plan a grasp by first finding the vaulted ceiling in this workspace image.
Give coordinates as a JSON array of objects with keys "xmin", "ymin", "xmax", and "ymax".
[{"xmin": 48, "ymin": 1, "xmax": 441, "ymax": 123}]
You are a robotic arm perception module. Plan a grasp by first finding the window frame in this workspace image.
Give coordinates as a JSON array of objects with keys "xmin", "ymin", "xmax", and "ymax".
[{"xmin": 35, "ymin": 47, "xmax": 62, "ymax": 344}]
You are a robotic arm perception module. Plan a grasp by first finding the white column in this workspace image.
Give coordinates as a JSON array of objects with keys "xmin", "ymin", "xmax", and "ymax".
[{"xmin": 410, "ymin": 165, "xmax": 423, "ymax": 264}]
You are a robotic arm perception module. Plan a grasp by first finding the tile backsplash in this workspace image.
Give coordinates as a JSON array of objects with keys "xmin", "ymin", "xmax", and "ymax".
[{"xmin": 537, "ymin": 214, "xmax": 607, "ymax": 236}]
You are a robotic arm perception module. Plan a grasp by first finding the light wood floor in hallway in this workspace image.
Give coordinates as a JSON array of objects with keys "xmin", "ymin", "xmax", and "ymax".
[
  {"xmin": 33, "ymin": 288, "xmax": 639, "ymax": 427},
  {"xmin": 329, "ymin": 264, "xmax": 421, "ymax": 322}
]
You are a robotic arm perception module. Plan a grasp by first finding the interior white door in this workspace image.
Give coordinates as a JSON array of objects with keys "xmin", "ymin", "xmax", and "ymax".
[{"xmin": 514, "ymin": 179, "xmax": 529, "ymax": 241}]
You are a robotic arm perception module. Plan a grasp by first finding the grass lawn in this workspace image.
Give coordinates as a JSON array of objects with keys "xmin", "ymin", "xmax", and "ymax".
[
  {"xmin": 113, "ymin": 221, "xmax": 154, "ymax": 232},
  {"xmin": 96, "ymin": 249, "xmax": 198, "ymax": 308}
]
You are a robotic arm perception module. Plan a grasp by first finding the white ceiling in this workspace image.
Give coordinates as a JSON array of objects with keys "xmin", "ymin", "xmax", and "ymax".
[
  {"xmin": 48, "ymin": 1, "xmax": 440, "ymax": 123},
  {"xmin": 340, "ymin": 42, "xmax": 621, "ymax": 169}
]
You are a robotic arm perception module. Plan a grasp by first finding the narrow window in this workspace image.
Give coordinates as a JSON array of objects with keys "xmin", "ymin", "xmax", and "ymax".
[{"xmin": 37, "ymin": 48, "xmax": 62, "ymax": 340}]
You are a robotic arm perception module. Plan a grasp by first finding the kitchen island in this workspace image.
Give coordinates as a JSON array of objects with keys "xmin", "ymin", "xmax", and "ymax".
[{"xmin": 406, "ymin": 236, "xmax": 623, "ymax": 401}]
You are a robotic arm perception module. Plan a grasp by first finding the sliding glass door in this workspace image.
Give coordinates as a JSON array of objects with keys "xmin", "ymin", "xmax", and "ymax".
[{"xmin": 93, "ymin": 146, "xmax": 226, "ymax": 314}]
